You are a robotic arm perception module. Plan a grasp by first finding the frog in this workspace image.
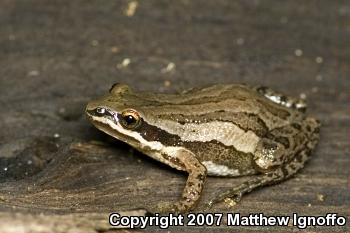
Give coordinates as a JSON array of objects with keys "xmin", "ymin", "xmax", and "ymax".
[{"xmin": 85, "ymin": 83, "xmax": 320, "ymax": 213}]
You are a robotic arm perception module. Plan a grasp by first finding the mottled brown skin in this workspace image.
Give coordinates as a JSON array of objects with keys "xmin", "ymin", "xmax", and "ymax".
[{"xmin": 86, "ymin": 83, "xmax": 320, "ymax": 213}]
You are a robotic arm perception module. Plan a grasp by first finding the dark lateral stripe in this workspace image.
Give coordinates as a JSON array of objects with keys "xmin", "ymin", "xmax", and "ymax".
[
  {"xmin": 134, "ymin": 117, "xmax": 255, "ymax": 168},
  {"xmin": 135, "ymin": 120, "xmax": 181, "ymax": 146},
  {"xmin": 135, "ymin": 113, "xmax": 292, "ymax": 155},
  {"xmin": 134, "ymin": 119, "xmax": 254, "ymax": 161},
  {"xmin": 133, "ymin": 118, "xmax": 310, "ymax": 172}
]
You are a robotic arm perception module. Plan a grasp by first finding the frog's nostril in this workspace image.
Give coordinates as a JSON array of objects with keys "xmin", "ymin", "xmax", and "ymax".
[{"xmin": 96, "ymin": 107, "xmax": 106, "ymax": 115}]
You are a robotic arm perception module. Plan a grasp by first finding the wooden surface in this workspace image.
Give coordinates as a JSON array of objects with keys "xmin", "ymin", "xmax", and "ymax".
[{"xmin": 0, "ymin": 1, "xmax": 349, "ymax": 232}]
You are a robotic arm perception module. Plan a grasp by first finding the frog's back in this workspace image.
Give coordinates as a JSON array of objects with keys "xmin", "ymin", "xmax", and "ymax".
[
  {"xmin": 149, "ymin": 84, "xmax": 263, "ymax": 106},
  {"xmin": 137, "ymin": 84, "xmax": 304, "ymax": 131}
]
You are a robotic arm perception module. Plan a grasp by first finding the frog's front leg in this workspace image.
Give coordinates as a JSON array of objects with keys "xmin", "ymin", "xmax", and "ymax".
[
  {"xmin": 157, "ymin": 148, "xmax": 207, "ymax": 213},
  {"xmin": 206, "ymin": 148, "xmax": 310, "ymax": 209}
]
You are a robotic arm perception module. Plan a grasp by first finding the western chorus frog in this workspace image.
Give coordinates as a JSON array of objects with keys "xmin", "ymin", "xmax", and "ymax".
[{"xmin": 86, "ymin": 83, "xmax": 320, "ymax": 212}]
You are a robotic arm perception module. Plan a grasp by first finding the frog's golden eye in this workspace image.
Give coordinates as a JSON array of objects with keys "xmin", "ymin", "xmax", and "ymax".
[{"xmin": 120, "ymin": 109, "xmax": 142, "ymax": 130}]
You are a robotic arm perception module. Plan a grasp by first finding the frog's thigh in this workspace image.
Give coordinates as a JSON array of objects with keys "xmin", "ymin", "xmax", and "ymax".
[
  {"xmin": 160, "ymin": 148, "xmax": 207, "ymax": 213},
  {"xmin": 255, "ymin": 86, "xmax": 307, "ymax": 112},
  {"xmin": 207, "ymin": 147, "xmax": 310, "ymax": 208}
]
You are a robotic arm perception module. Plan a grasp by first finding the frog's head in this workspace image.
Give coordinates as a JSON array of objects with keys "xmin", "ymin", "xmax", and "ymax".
[{"xmin": 86, "ymin": 83, "xmax": 174, "ymax": 152}]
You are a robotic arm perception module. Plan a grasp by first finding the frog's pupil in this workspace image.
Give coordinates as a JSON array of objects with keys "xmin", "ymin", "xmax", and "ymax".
[{"xmin": 124, "ymin": 115, "xmax": 136, "ymax": 125}]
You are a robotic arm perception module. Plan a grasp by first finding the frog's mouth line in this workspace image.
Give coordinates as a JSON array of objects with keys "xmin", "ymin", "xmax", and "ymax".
[
  {"xmin": 87, "ymin": 112, "xmax": 169, "ymax": 158},
  {"xmin": 88, "ymin": 115, "xmax": 140, "ymax": 147}
]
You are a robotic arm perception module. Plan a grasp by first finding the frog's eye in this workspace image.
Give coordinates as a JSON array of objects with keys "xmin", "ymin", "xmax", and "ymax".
[{"xmin": 120, "ymin": 109, "xmax": 142, "ymax": 130}]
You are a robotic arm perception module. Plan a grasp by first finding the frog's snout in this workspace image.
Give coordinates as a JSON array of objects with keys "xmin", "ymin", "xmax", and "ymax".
[{"xmin": 86, "ymin": 100, "xmax": 100, "ymax": 112}]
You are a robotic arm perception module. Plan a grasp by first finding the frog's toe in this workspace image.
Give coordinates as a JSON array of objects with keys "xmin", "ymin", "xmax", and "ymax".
[{"xmin": 206, "ymin": 190, "xmax": 243, "ymax": 210}]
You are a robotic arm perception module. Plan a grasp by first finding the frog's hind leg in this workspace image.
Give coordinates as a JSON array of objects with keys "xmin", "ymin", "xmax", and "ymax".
[
  {"xmin": 206, "ymin": 116, "xmax": 320, "ymax": 209},
  {"xmin": 206, "ymin": 147, "xmax": 313, "ymax": 209},
  {"xmin": 255, "ymin": 86, "xmax": 307, "ymax": 112}
]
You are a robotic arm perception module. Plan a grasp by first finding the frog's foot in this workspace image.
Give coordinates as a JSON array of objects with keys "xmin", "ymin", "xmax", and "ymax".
[
  {"xmin": 205, "ymin": 190, "xmax": 242, "ymax": 210},
  {"xmin": 206, "ymin": 148, "xmax": 311, "ymax": 210},
  {"xmin": 255, "ymin": 86, "xmax": 307, "ymax": 112},
  {"xmin": 205, "ymin": 175, "xmax": 278, "ymax": 210}
]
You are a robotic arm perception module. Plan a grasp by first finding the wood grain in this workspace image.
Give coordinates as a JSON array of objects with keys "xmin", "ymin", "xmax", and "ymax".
[{"xmin": 0, "ymin": 0, "xmax": 349, "ymax": 232}]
